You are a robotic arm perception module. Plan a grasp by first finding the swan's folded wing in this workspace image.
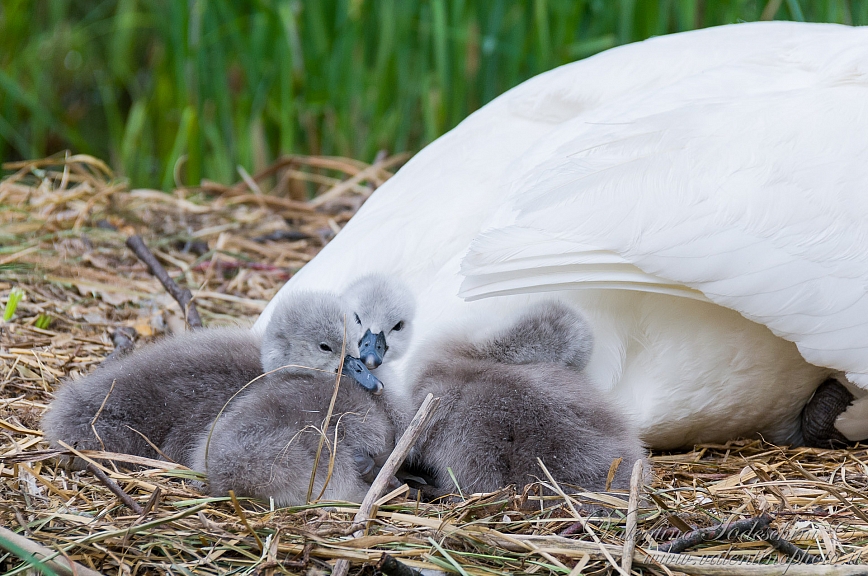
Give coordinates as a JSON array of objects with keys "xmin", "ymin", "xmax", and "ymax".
[
  {"xmin": 460, "ymin": 228, "xmax": 707, "ymax": 301},
  {"xmin": 461, "ymin": 38, "xmax": 868, "ymax": 385}
]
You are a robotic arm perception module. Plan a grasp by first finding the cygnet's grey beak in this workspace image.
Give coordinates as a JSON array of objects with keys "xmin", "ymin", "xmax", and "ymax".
[
  {"xmin": 341, "ymin": 355, "xmax": 384, "ymax": 395},
  {"xmin": 359, "ymin": 329, "xmax": 388, "ymax": 369}
]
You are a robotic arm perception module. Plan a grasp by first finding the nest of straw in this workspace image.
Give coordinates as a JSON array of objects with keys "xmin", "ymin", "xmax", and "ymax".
[{"xmin": 2, "ymin": 155, "xmax": 868, "ymax": 575}]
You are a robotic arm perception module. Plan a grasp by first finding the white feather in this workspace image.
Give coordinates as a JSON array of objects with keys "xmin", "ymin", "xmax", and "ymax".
[{"xmin": 256, "ymin": 22, "xmax": 868, "ymax": 447}]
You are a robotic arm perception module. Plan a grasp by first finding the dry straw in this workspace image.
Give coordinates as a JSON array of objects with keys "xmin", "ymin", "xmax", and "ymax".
[{"xmin": 2, "ymin": 154, "xmax": 868, "ymax": 574}]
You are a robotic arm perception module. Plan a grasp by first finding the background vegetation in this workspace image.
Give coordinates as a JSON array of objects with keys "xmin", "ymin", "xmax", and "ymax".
[{"xmin": 1, "ymin": 0, "xmax": 865, "ymax": 189}]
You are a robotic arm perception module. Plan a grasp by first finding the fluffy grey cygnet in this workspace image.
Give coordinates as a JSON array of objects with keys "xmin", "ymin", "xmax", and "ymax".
[
  {"xmin": 404, "ymin": 301, "xmax": 647, "ymax": 497},
  {"xmin": 191, "ymin": 292, "xmax": 394, "ymax": 506},
  {"xmin": 41, "ymin": 328, "xmax": 264, "ymax": 467},
  {"xmin": 343, "ymin": 274, "xmax": 415, "ymax": 369}
]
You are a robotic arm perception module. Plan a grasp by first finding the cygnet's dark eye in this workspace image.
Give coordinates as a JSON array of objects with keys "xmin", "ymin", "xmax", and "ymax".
[
  {"xmin": 319, "ymin": 342, "xmax": 333, "ymax": 353},
  {"xmin": 354, "ymin": 313, "xmax": 362, "ymax": 326},
  {"xmin": 392, "ymin": 321, "xmax": 404, "ymax": 332}
]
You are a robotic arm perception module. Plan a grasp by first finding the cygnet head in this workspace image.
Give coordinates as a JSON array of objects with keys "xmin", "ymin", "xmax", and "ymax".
[
  {"xmin": 343, "ymin": 274, "xmax": 415, "ymax": 370},
  {"xmin": 261, "ymin": 291, "xmax": 384, "ymax": 394}
]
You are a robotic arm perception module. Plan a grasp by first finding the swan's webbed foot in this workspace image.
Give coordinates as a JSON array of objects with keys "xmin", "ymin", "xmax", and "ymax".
[{"xmin": 801, "ymin": 379, "xmax": 854, "ymax": 448}]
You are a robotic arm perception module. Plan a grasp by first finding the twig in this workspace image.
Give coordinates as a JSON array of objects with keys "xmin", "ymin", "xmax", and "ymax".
[
  {"xmin": 659, "ymin": 513, "xmax": 773, "ymax": 554},
  {"xmin": 377, "ymin": 553, "xmax": 423, "ymax": 576},
  {"xmin": 645, "ymin": 527, "xmax": 684, "ymax": 540},
  {"xmin": 103, "ymin": 327, "xmax": 136, "ymax": 363},
  {"xmin": 0, "ymin": 525, "xmax": 105, "ymax": 576},
  {"xmin": 331, "ymin": 393, "xmax": 440, "ymax": 576},
  {"xmin": 85, "ymin": 462, "xmax": 144, "ymax": 515},
  {"xmin": 621, "ymin": 459, "xmax": 644, "ymax": 575},
  {"xmin": 764, "ymin": 531, "xmax": 818, "ymax": 563},
  {"xmin": 125, "ymin": 234, "xmax": 202, "ymax": 328},
  {"xmin": 559, "ymin": 520, "xmax": 585, "ymax": 537}
]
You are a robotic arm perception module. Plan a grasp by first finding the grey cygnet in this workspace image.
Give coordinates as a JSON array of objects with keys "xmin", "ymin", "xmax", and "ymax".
[
  {"xmin": 343, "ymin": 273, "xmax": 415, "ymax": 369},
  {"xmin": 404, "ymin": 301, "xmax": 647, "ymax": 497},
  {"xmin": 191, "ymin": 291, "xmax": 394, "ymax": 506},
  {"xmin": 41, "ymin": 328, "xmax": 265, "ymax": 467}
]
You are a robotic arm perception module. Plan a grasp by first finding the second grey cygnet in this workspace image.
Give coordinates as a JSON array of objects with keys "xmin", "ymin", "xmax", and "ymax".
[
  {"xmin": 403, "ymin": 301, "xmax": 647, "ymax": 497},
  {"xmin": 191, "ymin": 291, "xmax": 395, "ymax": 506}
]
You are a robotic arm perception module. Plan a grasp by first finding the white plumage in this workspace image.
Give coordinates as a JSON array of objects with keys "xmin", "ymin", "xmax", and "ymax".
[{"xmin": 255, "ymin": 21, "xmax": 868, "ymax": 449}]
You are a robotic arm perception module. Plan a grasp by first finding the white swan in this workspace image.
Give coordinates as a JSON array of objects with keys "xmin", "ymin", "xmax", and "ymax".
[{"xmin": 255, "ymin": 21, "xmax": 868, "ymax": 450}]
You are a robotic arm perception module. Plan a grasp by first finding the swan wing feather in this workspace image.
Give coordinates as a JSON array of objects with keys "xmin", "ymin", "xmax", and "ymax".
[{"xmin": 461, "ymin": 28, "xmax": 868, "ymax": 384}]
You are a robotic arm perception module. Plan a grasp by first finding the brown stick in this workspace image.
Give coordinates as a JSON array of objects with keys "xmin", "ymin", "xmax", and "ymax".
[
  {"xmin": 659, "ymin": 513, "xmax": 773, "ymax": 553},
  {"xmin": 0, "ymin": 525, "xmax": 105, "ymax": 576},
  {"xmin": 126, "ymin": 234, "xmax": 202, "ymax": 328},
  {"xmin": 85, "ymin": 462, "xmax": 144, "ymax": 515},
  {"xmin": 331, "ymin": 393, "xmax": 440, "ymax": 576},
  {"xmin": 764, "ymin": 531, "xmax": 818, "ymax": 563},
  {"xmin": 377, "ymin": 553, "xmax": 423, "ymax": 576}
]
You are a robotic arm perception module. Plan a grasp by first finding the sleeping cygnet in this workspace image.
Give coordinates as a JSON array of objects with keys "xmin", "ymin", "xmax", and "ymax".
[
  {"xmin": 42, "ymin": 295, "xmax": 384, "ymax": 469},
  {"xmin": 41, "ymin": 327, "xmax": 265, "ymax": 467},
  {"xmin": 404, "ymin": 301, "xmax": 647, "ymax": 498},
  {"xmin": 191, "ymin": 292, "xmax": 394, "ymax": 506}
]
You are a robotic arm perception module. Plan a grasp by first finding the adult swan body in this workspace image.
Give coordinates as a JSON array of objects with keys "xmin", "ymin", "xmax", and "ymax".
[{"xmin": 255, "ymin": 22, "xmax": 868, "ymax": 450}]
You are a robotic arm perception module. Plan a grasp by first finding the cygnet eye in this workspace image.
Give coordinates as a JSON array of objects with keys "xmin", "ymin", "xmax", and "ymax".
[
  {"xmin": 319, "ymin": 342, "xmax": 333, "ymax": 353},
  {"xmin": 354, "ymin": 313, "xmax": 362, "ymax": 326},
  {"xmin": 392, "ymin": 321, "xmax": 404, "ymax": 332}
]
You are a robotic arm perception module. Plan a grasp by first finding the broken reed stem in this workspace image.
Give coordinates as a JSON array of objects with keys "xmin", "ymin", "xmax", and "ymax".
[
  {"xmin": 229, "ymin": 489, "xmax": 265, "ymax": 553},
  {"xmin": 331, "ymin": 393, "xmax": 440, "ymax": 576},
  {"xmin": 621, "ymin": 459, "xmax": 644, "ymax": 575},
  {"xmin": 0, "ymin": 525, "xmax": 105, "ymax": 576},
  {"xmin": 85, "ymin": 462, "xmax": 144, "ymax": 515},
  {"xmin": 140, "ymin": 487, "xmax": 162, "ymax": 517},
  {"xmin": 125, "ymin": 234, "xmax": 202, "ymax": 328},
  {"xmin": 659, "ymin": 513, "xmax": 773, "ymax": 554},
  {"xmin": 536, "ymin": 458, "xmax": 628, "ymax": 576},
  {"xmin": 307, "ymin": 315, "xmax": 349, "ymax": 504}
]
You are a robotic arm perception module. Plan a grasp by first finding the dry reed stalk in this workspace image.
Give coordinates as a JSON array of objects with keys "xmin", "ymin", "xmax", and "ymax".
[
  {"xmin": 621, "ymin": 459, "xmax": 644, "ymax": 574},
  {"xmin": 0, "ymin": 525, "xmax": 105, "ymax": 576}
]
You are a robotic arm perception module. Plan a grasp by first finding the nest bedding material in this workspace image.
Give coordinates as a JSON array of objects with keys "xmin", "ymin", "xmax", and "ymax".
[{"xmin": 1, "ymin": 155, "xmax": 868, "ymax": 575}]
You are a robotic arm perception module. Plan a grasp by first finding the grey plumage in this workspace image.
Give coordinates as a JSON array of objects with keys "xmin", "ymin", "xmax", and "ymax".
[
  {"xmin": 461, "ymin": 301, "xmax": 595, "ymax": 370},
  {"xmin": 41, "ymin": 328, "xmax": 264, "ymax": 466},
  {"xmin": 191, "ymin": 292, "xmax": 395, "ymax": 506},
  {"xmin": 403, "ymin": 301, "xmax": 647, "ymax": 497}
]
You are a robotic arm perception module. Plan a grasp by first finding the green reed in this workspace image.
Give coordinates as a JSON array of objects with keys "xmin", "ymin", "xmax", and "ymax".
[{"xmin": 0, "ymin": 0, "xmax": 865, "ymax": 189}]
